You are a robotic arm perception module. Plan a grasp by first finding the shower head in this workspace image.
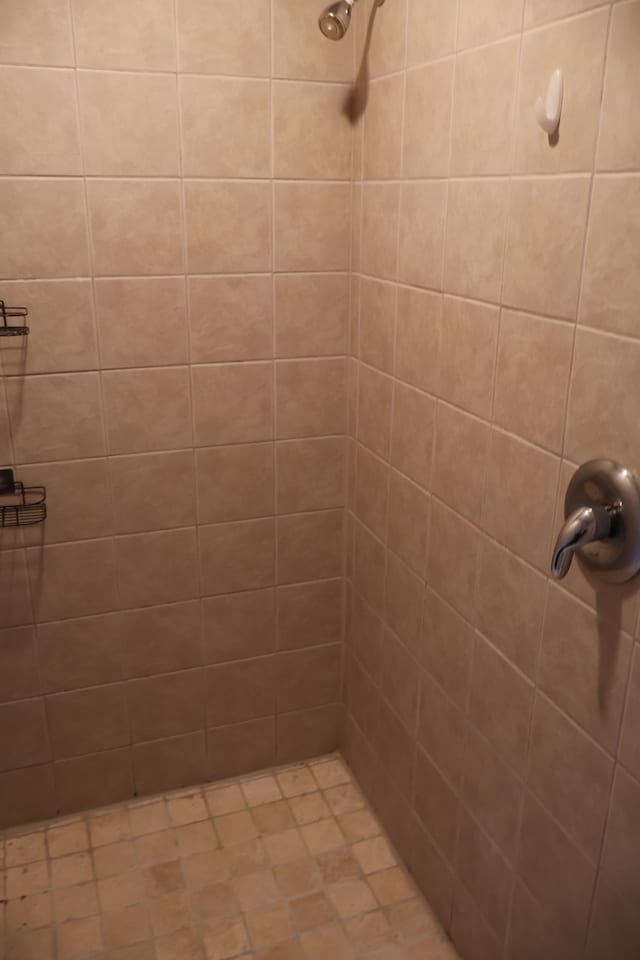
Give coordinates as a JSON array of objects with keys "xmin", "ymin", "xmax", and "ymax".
[{"xmin": 318, "ymin": 0, "xmax": 355, "ymax": 40}]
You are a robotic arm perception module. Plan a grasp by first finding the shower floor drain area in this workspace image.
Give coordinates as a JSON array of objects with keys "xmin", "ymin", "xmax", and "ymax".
[{"xmin": 0, "ymin": 754, "xmax": 459, "ymax": 960}]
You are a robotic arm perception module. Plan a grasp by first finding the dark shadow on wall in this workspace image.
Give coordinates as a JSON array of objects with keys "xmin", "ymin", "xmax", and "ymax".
[
  {"xmin": 592, "ymin": 573, "xmax": 638, "ymax": 717},
  {"xmin": 343, "ymin": 0, "xmax": 380, "ymax": 124}
]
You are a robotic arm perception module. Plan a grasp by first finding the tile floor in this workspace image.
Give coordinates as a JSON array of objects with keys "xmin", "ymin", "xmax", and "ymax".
[{"xmin": 0, "ymin": 754, "xmax": 460, "ymax": 960}]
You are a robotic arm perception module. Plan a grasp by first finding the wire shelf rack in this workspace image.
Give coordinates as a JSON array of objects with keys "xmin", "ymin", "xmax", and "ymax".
[
  {"xmin": 0, "ymin": 470, "xmax": 46, "ymax": 527},
  {"xmin": 0, "ymin": 300, "xmax": 29, "ymax": 337}
]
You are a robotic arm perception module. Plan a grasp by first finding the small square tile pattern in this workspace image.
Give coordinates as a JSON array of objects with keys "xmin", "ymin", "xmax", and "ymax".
[{"xmin": 0, "ymin": 755, "xmax": 458, "ymax": 960}]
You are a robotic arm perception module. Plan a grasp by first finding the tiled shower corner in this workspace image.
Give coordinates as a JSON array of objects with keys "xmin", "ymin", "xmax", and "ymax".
[{"xmin": 0, "ymin": 754, "xmax": 460, "ymax": 960}]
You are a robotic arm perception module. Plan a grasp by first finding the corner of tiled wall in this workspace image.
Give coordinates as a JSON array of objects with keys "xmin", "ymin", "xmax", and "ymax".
[
  {"xmin": 343, "ymin": 1, "xmax": 640, "ymax": 958},
  {"xmin": 0, "ymin": 0, "xmax": 357, "ymax": 829}
]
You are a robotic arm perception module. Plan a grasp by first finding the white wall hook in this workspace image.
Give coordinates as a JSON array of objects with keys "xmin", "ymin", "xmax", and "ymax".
[{"xmin": 535, "ymin": 68, "xmax": 563, "ymax": 136}]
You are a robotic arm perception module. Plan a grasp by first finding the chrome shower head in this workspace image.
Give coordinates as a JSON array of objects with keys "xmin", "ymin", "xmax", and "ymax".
[{"xmin": 318, "ymin": 0, "xmax": 355, "ymax": 40}]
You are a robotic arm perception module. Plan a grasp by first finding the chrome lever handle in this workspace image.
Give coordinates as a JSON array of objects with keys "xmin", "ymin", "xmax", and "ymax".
[
  {"xmin": 550, "ymin": 459, "xmax": 640, "ymax": 584},
  {"xmin": 551, "ymin": 505, "xmax": 612, "ymax": 580}
]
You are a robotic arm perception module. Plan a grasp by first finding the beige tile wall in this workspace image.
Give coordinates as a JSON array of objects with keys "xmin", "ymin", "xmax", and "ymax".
[
  {"xmin": 344, "ymin": 2, "xmax": 640, "ymax": 959},
  {"xmin": 0, "ymin": 0, "xmax": 356, "ymax": 826}
]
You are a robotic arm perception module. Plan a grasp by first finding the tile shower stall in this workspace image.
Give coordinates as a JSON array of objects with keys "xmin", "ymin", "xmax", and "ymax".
[{"xmin": 0, "ymin": 1, "xmax": 638, "ymax": 959}]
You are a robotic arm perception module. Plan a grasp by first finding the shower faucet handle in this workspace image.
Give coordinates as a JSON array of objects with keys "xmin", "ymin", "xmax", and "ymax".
[
  {"xmin": 551, "ymin": 504, "xmax": 613, "ymax": 579},
  {"xmin": 550, "ymin": 459, "xmax": 640, "ymax": 584}
]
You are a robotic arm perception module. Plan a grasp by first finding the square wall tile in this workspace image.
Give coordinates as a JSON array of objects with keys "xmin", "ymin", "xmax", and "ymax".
[
  {"xmin": 196, "ymin": 443, "xmax": 275, "ymax": 524},
  {"xmin": 119, "ymin": 600, "xmax": 202, "ymax": 679},
  {"xmin": 580, "ymin": 176, "xmax": 640, "ymax": 338},
  {"xmin": 0, "ymin": 0, "xmax": 73, "ymax": 65},
  {"xmin": 199, "ymin": 518, "xmax": 276, "ymax": 596},
  {"xmin": 358, "ymin": 277, "xmax": 396, "ymax": 375},
  {"xmin": 364, "ymin": 0, "xmax": 408, "ymax": 80},
  {"xmin": 72, "ymin": 0, "xmax": 176, "ymax": 69},
  {"xmin": 360, "ymin": 183, "xmax": 400, "ymax": 281},
  {"xmin": 406, "ymin": 0, "xmax": 456, "ymax": 67},
  {"xmin": 363, "ymin": 75, "xmax": 404, "ymax": 181},
  {"xmin": 0, "ymin": 280, "xmax": 97, "ymax": 376},
  {"xmin": 18, "ymin": 459, "xmax": 113, "ymax": 546},
  {"xmin": 444, "ymin": 178, "xmax": 508, "ymax": 303},
  {"xmin": 432, "ymin": 403, "xmax": 489, "ymax": 522},
  {"xmin": 95, "ymin": 277, "xmax": 188, "ymax": 370},
  {"xmin": 115, "ymin": 528, "xmax": 199, "ymax": 608},
  {"xmin": 601, "ymin": 766, "xmax": 640, "ymax": 908},
  {"xmin": 208, "ymin": 716, "xmax": 276, "ymax": 780},
  {"xmin": 620, "ymin": 645, "xmax": 640, "ymax": 782},
  {"xmin": 88, "ymin": 180, "xmax": 184, "ymax": 277},
  {"xmin": 390, "ymin": 383, "xmax": 435, "ymax": 491},
  {"xmin": 395, "ymin": 286, "xmax": 441, "ymax": 394},
  {"xmin": 403, "ymin": 60, "xmax": 453, "ymax": 179},
  {"xmin": 55, "ymin": 747, "xmax": 134, "ymax": 814},
  {"xmin": 277, "ymin": 645, "xmax": 342, "ymax": 712},
  {"xmin": 514, "ymin": 10, "xmax": 608, "ymax": 174},
  {"xmin": 0, "ymin": 626, "xmax": 40, "ymax": 703},
  {"xmin": 517, "ymin": 792, "xmax": 596, "ymax": 946},
  {"xmin": 0, "ymin": 765, "xmax": 56, "ymax": 828},
  {"xmin": 457, "ymin": 0, "xmax": 523, "ymax": 47},
  {"xmin": 540, "ymin": 585, "xmax": 633, "ymax": 753},
  {"xmin": 276, "ymin": 704, "xmax": 342, "ymax": 763},
  {"xmin": 503, "ymin": 176, "xmax": 590, "ymax": 320},
  {"xmin": 134, "ymin": 731, "xmax": 207, "ymax": 795},
  {"xmin": 178, "ymin": 0, "xmax": 270, "ymax": 76},
  {"xmin": 0, "ymin": 549, "xmax": 34, "ymax": 629},
  {"xmin": 494, "ymin": 310, "xmax": 573, "ymax": 454},
  {"xmin": 275, "ymin": 274, "xmax": 349, "ymax": 358},
  {"xmin": 398, "ymin": 181, "xmax": 447, "ymax": 290},
  {"xmin": 276, "ymin": 359, "xmax": 346, "ymax": 439},
  {"xmin": 26, "ymin": 539, "xmax": 118, "ymax": 622},
  {"xmin": 386, "ymin": 470, "xmax": 429, "ymax": 577},
  {"xmin": 426, "ymin": 500, "xmax": 481, "ymax": 622},
  {"xmin": 565, "ymin": 328, "xmax": 640, "ymax": 483},
  {"xmin": 46, "ymin": 684, "xmax": 129, "ymax": 760},
  {"xmin": 0, "ymin": 698, "xmax": 50, "ymax": 772},
  {"xmin": 0, "ymin": 67, "xmax": 80, "ymax": 175},
  {"xmin": 103, "ymin": 367, "xmax": 192, "ymax": 455},
  {"xmin": 462, "ymin": 729, "xmax": 522, "ymax": 862},
  {"xmin": 597, "ymin": 1, "xmax": 640, "ymax": 171},
  {"xmin": 528, "ymin": 693, "xmax": 613, "ymax": 861},
  {"xmin": 276, "ymin": 437, "xmax": 345, "ymax": 514},
  {"xmin": 357, "ymin": 364, "xmax": 393, "ymax": 460},
  {"xmin": 451, "ymin": 39, "xmax": 519, "ymax": 176},
  {"xmin": 180, "ymin": 76, "xmax": 271, "ymax": 178},
  {"xmin": 206, "ymin": 657, "xmax": 276, "ymax": 726},
  {"xmin": 277, "ymin": 579, "xmax": 343, "ymax": 651},
  {"xmin": 202, "ymin": 588, "xmax": 276, "ymax": 664},
  {"xmin": 37, "ymin": 613, "xmax": 124, "ymax": 693},
  {"xmin": 6, "ymin": 372, "xmax": 104, "ymax": 464},
  {"xmin": 469, "ymin": 637, "xmax": 534, "ymax": 775},
  {"xmin": 189, "ymin": 276, "xmax": 273, "ymax": 364},
  {"xmin": 482, "ymin": 429, "xmax": 559, "ymax": 572},
  {"xmin": 354, "ymin": 443, "xmax": 389, "ymax": 542},
  {"xmin": 128, "ymin": 670, "xmax": 205, "ymax": 743},
  {"xmin": 274, "ymin": 183, "xmax": 351, "ymax": 272},
  {"xmin": 439, "ymin": 297, "xmax": 498, "ymax": 419},
  {"xmin": 475, "ymin": 537, "xmax": 546, "ymax": 680},
  {"xmin": 78, "ymin": 71, "xmax": 179, "ymax": 177},
  {"xmin": 185, "ymin": 181, "xmax": 272, "ymax": 274},
  {"xmin": 192, "ymin": 362, "xmax": 273, "ymax": 446},
  {"xmin": 277, "ymin": 510, "xmax": 343, "ymax": 585},
  {"xmin": 525, "ymin": 0, "xmax": 605, "ymax": 28},
  {"xmin": 0, "ymin": 179, "xmax": 89, "ymax": 279},
  {"xmin": 110, "ymin": 451, "xmax": 196, "ymax": 535},
  {"xmin": 274, "ymin": 81, "xmax": 352, "ymax": 179}
]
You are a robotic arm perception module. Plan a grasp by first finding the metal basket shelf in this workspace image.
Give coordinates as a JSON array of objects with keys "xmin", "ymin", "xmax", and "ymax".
[
  {"xmin": 0, "ymin": 300, "xmax": 29, "ymax": 337},
  {"xmin": 0, "ymin": 471, "xmax": 46, "ymax": 527}
]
